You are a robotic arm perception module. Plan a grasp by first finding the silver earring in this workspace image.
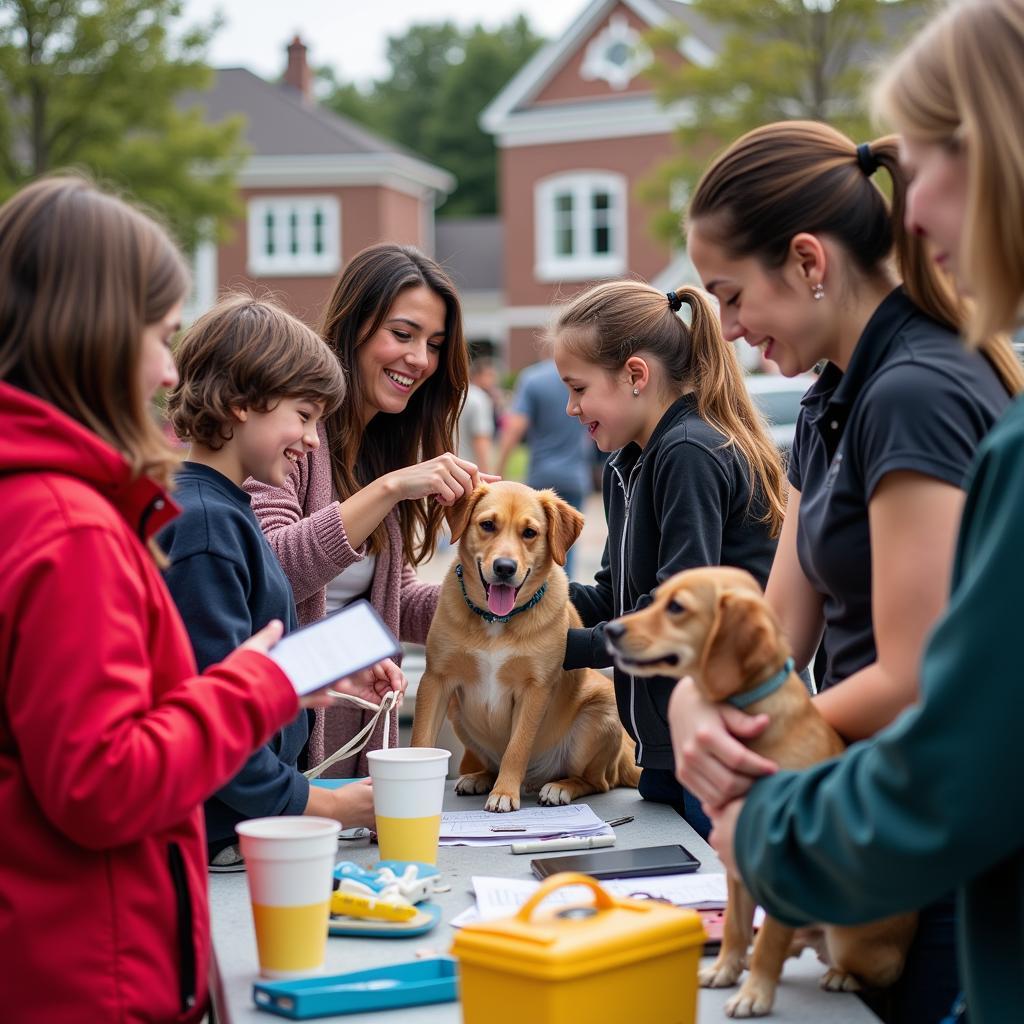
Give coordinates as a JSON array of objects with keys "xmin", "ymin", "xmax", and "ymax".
[
  {"xmin": 632, "ymin": 386, "xmax": 640, "ymax": 397},
  {"xmin": 812, "ymin": 283, "xmax": 825, "ymax": 301}
]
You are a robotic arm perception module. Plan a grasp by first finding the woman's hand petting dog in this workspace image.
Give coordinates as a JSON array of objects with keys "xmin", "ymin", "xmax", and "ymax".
[
  {"xmin": 382, "ymin": 452, "xmax": 501, "ymax": 507},
  {"xmin": 668, "ymin": 676, "xmax": 778, "ymax": 812}
]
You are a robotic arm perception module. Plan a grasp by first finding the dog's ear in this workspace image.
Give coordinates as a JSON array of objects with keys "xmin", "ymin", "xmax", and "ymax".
[
  {"xmin": 538, "ymin": 490, "xmax": 584, "ymax": 567},
  {"xmin": 445, "ymin": 484, "xmax": 489, "ymax": 543},
  {"xmin": 699, "ymin": 590, "xmax": 778, "ymax": 701}
]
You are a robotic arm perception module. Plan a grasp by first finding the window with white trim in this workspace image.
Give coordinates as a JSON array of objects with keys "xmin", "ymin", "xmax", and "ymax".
[
  {"xmin": 535, "ymin": 172, "xmax": 626, "ymax": 281},
  {"xmin": 247, "ymin": 196, "xmax": 340, "ymax": 277}
]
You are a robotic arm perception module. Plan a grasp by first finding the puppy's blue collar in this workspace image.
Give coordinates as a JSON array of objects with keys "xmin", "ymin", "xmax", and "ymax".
[
  {"xmin": 454, "ymin": 563, "xmax": 547, "ymax": 624},
  {"xmin": 726, "ymin": 658, "xmax": 795, "ymax": 710}
]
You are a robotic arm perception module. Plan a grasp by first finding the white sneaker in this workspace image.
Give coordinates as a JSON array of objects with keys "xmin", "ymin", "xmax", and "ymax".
[{"xmin": 208, "ymin": 844, "xmax": 245, "ymax": 873}]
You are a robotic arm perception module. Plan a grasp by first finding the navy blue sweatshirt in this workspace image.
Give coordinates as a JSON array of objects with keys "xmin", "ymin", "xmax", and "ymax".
[
  {"xmin": 566, "ymin": 395, "xmax": 778, "ymax": 770},
  {"xmin": 158, "ymin": 462, "xmax": 310, "ymax": 846}
]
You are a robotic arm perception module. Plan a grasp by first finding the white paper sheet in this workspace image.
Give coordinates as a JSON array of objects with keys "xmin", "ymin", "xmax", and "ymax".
[
  {"xmin": 438, "ymin": 804, "xmax": 611, "ymax": 846},
  {"xmin": 466, "ymin": 873, "xmax": 729, "ymax": 924},
  {"xmin": 448, "ymin": 884, "xmax": 761, "ymax": 933}
]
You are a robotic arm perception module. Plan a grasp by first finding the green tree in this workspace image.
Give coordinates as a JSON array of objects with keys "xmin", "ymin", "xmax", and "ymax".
[
  {"xmin": 0, "ymin": 0, "xmax": 246, "ymax": 250},
  {"xmin": 641, "ymin": 0, "xmax": 922, "ymax": 240},
  {"xmin": 322, "ymin": 16, "xmax": 543, "ymax": 216}
]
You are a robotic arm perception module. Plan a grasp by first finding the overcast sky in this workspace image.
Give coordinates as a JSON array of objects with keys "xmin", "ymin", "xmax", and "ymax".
[{"xmin": 181, "ymin": 1, "xmax": 577, "ymax": 85}]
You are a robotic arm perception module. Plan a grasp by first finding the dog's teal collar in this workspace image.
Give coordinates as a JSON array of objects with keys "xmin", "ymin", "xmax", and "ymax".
[
  {"xmin": 454, "ymin": 563, "xmax": 547, "ymax": 624},
  {"xmin": 726, "ymin": 658, "xmax": 795, "ymax": 710}
]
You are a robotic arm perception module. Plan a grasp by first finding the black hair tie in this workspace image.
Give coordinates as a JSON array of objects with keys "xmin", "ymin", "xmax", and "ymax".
[
  {"xmin": 856, "ymin": 142, "xmax": 880, "ymax": 177},
  {"xmin": 666, "ymin": 290, "xmax": 684, "ymax": 312}
]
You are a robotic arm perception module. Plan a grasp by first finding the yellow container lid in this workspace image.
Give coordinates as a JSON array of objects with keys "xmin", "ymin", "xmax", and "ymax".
[{"xmin": 451, "ymin": 873, "xmax": 706, "ymax": 981}]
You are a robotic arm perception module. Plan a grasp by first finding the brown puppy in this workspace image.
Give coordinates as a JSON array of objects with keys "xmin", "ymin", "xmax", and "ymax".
[
  {"xmin": 605, "ymin": 566, "xmax": 916, "ymax": 1018},
  {"xmin": 411, "ymin": 481, "xmax": 640, "ymax": 812}
]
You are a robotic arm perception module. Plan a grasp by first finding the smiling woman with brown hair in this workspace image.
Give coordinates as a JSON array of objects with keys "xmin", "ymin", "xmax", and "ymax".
[{"xmin": 248, "ymin": 243, "xmax": 493, "ymax": 777}]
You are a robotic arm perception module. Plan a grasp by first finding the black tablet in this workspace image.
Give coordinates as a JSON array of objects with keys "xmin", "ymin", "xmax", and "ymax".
[{"xmin": 530, "ymin": 843, "xmax": 701, "ymax": 881}]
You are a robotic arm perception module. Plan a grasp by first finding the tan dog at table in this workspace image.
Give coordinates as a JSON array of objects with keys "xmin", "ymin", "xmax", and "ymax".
[
  {"xmin": 410, "ymin": 481, "xmax": 640, "ymax": 812},
  {"xmin": 603, "ymin": 566, "xmax": 916, "ymax": 1019}
]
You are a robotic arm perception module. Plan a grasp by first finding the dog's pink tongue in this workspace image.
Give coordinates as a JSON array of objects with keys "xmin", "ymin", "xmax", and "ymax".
[{"xmin": 487, "ymin": 584, "xmax": 517, "ymax": 616}]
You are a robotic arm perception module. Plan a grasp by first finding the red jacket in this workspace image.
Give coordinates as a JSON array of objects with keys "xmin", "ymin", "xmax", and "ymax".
[{"xmin": 0, "ymin": 383, "xmax": 299, "ymax": 1022}]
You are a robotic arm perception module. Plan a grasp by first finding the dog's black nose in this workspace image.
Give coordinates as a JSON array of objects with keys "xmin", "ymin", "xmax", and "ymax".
[
  {"xmin": 604, "ymin": 621, "xmax": 625, "ymax": 643},
  {"xmin": 492, "ymin": 558, "xmax": 517, "ymax": 579}
]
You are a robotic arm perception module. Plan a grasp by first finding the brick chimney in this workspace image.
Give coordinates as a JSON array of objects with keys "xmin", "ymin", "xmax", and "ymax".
[{"xmin": 284, "ymin": 35, "xmax": 312, "ymax": 103}]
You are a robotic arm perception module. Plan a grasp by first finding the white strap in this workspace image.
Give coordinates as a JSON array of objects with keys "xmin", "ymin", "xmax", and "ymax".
[{"xmin": 303, "ymin": 689, "xmax": 398, "ymax": 780}]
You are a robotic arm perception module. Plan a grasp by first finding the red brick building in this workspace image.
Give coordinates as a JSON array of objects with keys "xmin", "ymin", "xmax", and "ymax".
[
  {"xmin": 481, "ymin": 0, "xmax": 720, "ymax": 369},
  {"xmin": 185, "ymin": 37, "xmax": 454, "ymax": 327}
]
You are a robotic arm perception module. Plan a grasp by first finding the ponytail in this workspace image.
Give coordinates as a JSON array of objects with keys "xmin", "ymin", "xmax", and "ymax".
[
  {"xmin": 677, "ymin": 286, "xmax": 786, "ymax": 536},
  {"xmin": 688, "ymin": 120, "xmax": 1024, "ymax": 396},
  {"xmin": 873, "ymin": 139, "xmax": 1024, "ymax": 394},
  {"xmin": 551, "ymin": 279, "xmax": 786, "ymax": 537}
]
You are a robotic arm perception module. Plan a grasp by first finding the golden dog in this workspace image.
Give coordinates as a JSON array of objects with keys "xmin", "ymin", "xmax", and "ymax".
[
  {"xmin": 411, "ymin": 481, "xmax": 640, "ymax": 812},
  {"xmin": 604, "ymin": 566, "xmax": 916, "ymax": 1018}
]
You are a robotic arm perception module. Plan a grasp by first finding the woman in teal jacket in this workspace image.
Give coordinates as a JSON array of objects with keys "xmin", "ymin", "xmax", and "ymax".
[{"xmin": 707, "ymin": 3, "xmax": 1024, "ymax": 1021}]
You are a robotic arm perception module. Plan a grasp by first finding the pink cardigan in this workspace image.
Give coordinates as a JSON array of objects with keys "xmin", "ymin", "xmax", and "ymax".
[{"xmin": 246, "ymin": 424, "xmax": 438, "ymax": 776}]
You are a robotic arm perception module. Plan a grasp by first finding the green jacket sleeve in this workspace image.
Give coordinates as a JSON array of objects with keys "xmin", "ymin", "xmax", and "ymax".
[{"xmin": 734, "ymin": 405, "xmax": 1024, "ymax": 926}]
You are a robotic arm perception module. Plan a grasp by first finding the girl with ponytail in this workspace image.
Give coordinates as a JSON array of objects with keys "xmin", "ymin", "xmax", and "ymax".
[
  {"xmin": 674, "ymin": 118, "xmax": 1020, "ymax": 1022},
  {"xmin": 552, "ymin": 278, "xmax": 784, "ymax": 837}
]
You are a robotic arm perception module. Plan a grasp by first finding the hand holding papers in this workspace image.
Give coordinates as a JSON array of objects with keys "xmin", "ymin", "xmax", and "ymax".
[{"xmin": 268, "ymin": 600, "xmax": 400, "ymax": 697}]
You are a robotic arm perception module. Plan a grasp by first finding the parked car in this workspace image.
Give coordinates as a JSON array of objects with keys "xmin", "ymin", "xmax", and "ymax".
[{"xmin": 745, "ymin": 373, "xmax": 818, "ymax": 452}]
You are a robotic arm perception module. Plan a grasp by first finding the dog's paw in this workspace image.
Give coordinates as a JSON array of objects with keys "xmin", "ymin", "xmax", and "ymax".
[
  {"xmin": 484, "ymin": 790, "xmax": 521, "ymax": 813},
  {"xmin": 455, "ymin": 772, "xmax": 495, "ymax": 796},
  {"xmin": 537, "ymin": 782, "xmax": 574, "ymax": 806},
  {"xmin": 724, "ymin": 978, "xmax": 776, "ymax": 1018},
  {"xmin": 699, "ymin": 957, "xmax": 744, "ymax": 989},
  {"xmin": 820, "ymin": 969, "xmax": 861, "ymax": 993}
]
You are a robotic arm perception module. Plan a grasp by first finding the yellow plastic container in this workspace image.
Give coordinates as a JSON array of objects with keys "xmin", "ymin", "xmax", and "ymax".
[{"xmin": 451, "ymin": 872, "xmax": 705, "ymax": 1024}]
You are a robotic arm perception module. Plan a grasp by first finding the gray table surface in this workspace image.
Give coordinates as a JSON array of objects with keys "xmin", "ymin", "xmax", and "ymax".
[{"xmin": 210, "ymin": 783, "xmax": 878, "ymax": 1023}]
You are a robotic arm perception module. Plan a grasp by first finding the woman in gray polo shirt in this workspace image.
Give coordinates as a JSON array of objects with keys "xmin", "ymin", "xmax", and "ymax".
[{"xmin": 674, "ymin": 121, "xmax": 1023, "ymax": 1023}]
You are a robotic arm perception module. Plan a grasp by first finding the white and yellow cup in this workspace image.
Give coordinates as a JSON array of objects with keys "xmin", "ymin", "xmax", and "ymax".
[
  {"xmin": 367, "ymin": 747, "xmax": 450, "ymax": 864},
  {"xmin": 235, "ymin": 816, "xmax": 340, "ymax": 978}
]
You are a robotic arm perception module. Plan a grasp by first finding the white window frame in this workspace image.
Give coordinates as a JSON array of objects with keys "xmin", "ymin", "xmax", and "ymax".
[
  {"xmin": 247, "ymin": 195, "xmax": 341, "ymax": 277},
  {"xmin": 535, "ymin": 172, "xmax": 627, "ymax": 282},
  {"xmin": 580, "ymin": 12, "xmax": 649, "ymax": 91},
  {"xmin": 182, "ymin": 238, "xmax": 218, "ymax": 324}
]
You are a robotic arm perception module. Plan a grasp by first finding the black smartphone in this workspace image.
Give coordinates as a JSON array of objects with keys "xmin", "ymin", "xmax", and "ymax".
[{"xmin": 530, "ymin": 843, "xmax": 701, "ymax": 881}]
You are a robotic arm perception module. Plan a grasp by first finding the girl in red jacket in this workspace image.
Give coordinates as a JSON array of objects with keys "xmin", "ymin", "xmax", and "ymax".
[{"xmin": 0, "ymin": 176, "xmax": 316, "ymax": 1022}]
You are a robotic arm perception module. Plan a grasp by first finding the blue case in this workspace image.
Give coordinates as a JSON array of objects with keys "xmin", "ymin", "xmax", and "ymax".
[
  {"xmin": 252, "ymin": 956, "xmax": 458, "ymax": 1018},
  {"xmin": 309, "ymin": 778, "xmax": 362, "ymax": 789}
]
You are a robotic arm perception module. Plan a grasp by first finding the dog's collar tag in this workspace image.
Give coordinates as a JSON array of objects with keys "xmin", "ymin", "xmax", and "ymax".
[
  {"xmin": 726, "ymin": 658, "xmax": 795, "ymax": 710},
  {"xmin": 454, "ymin": 563, "xmax": 548, "ymax": 624}
]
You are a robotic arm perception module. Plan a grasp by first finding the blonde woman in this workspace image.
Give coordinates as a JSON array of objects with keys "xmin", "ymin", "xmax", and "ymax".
[
  {"xmin": 552, "ymin": 280, "xmax": 786, "ymax": 838},
  {"xmin": 704, "ymin": 3, "xmax": 1024, "ymax": 1022}
]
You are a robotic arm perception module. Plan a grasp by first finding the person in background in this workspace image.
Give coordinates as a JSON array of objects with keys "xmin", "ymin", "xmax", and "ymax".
[
  {"xmin": 552, "ymin": 279, "xmax": 784, "ymax": 837},
  {"xmin": 248, "ymin": 244, "xmax": 493, "ymax": 777},
  {"xmin": 694, "ymin": 3, "xmax": 1024, "ymax": 1022},
  {"xmin": 458, "ymin": 354, "xmax": 496, "ymax": 473},
  {"xmin": 161, "ymin": 295, "xmax": 407, "ymax": 871},
  {"xmin": 0, "ymin": 176, "xmax": 319, "ymax": 1022},
  {"xmin": 496, "ymin": 357, "xmax": 591, "ymax": 578}
]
